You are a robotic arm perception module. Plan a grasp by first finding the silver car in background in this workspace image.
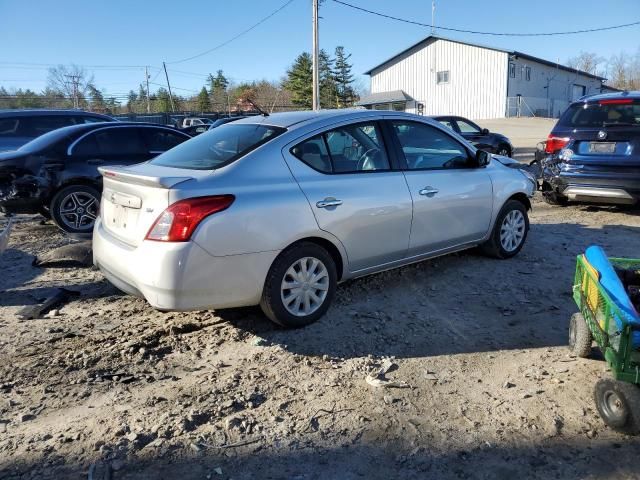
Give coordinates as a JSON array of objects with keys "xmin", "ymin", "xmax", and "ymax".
[{"xmin": 93, "ymin": 110, "xmax": 536, "ymax": 327}]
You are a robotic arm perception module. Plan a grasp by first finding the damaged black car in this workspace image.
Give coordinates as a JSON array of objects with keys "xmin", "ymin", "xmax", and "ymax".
[{"xmin": 0, "ymin": 122, "xmax": 190, "ymax": 233}]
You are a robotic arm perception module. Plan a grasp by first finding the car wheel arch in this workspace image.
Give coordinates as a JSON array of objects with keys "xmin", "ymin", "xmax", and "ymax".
[
  {"xmin": 281, "ymin": 236, "xmax": 346, "ymax": 282},
  {"xmin": 48, "ymin": 178, "xmax": 102, "ymax": 204},
  {"xmin": 507, "ymin": 192, "xmax": 531, "ymax": 211}
]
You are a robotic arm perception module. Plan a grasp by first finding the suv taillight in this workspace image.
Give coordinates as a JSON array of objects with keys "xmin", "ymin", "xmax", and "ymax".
[
  {"xmin": 545, "ymin": 134, "xmax": 570, "ymax": 154},
  {"xmin": 145, "ymin": 195, "xmax": 235, "ymax": 242}
]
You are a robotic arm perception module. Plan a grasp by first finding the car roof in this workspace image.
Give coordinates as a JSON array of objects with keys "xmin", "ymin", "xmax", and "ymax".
[
  {"xmin": 0, "ymin": 109, "xmax": 113, "ymax": 118},
  {"xmin": 230, "ymin": 109, "xmax": 433, "ymax": 129},
  {"xmin": 38, "ymin": 121, "xmax": 186, "ymax": 136}
]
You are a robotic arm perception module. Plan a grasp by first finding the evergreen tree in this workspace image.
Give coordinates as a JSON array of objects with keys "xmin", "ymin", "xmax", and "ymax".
[
  {"xmin": 126, "ymin": 90, "xmax": 137, "ymax": 113},
  {"xmin": 208, "ymin": 69, "xmax": 229, "ymax": 111},
  {"xmin": 319, "ymin": 49, "xmax": 337, "ymax": 108},
  {"xmin": 284, "ymin": 52, "xmax": 313, "ymax": 109},
  {"xmin": 197, "ymin": 86, "xmax": 210, "ymax": 112},
  {"xmin": 155, "ymin": 88, "xmax": 172, "ymax": 112},
  {"xmin": 87, "ymin": 84, "xmax": 106, "ymax": 112},
  {"xmin": 334, "ymin": 46, "xmax": 357, "ymax": 107}
]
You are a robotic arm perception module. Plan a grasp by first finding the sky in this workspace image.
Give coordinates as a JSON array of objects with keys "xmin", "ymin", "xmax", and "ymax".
[{"xmin": 0, "ymin": 0, "xmax": 638, "ymax": 100}]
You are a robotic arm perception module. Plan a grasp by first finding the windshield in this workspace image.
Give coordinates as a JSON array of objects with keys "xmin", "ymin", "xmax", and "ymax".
[
  {"xmin": 558, "ymin": 99, "xmax": 640, "ymax": 128},
  {"xmin": 149, "ymin": 123, "xmax": 285, "ymax": 170}
]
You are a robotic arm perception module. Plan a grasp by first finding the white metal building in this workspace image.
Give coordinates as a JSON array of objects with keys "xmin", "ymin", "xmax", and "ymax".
[{"xmin": 358, "ymin": 35, "xmax": 607, "ymax": 119}]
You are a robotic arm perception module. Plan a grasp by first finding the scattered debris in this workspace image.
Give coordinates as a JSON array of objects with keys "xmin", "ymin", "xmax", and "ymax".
[
  {"xmin": 16, "ymin": 288, "xmax": 80, "ymax": 320},
  {"xmin": 0, "ymin": 216, "xmax": 13, "ymax": 255},
  {"xmin": 32, "ymin": 241, "xmax": 93, "ymax": 268}
]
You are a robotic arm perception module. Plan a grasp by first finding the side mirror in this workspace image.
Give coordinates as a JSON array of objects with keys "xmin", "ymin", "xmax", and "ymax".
[
  {"xmin": 475, "ymin": 149, "xmax": 491, "ymax": 167},
  {"xmin": 481, "ymin": 128, "xmax": 490, "ymax": 135}
]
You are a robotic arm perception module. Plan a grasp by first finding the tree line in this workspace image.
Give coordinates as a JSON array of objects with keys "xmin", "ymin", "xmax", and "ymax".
[
  {"xmin": 567, "ymin": 48, "xmax": 640, "ymax": 90},
  {"xmin": 0, "ymin": 46, "xmax": 360, "ymax": 114}
]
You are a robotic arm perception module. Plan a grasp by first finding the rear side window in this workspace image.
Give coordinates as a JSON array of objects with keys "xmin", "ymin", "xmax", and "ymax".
[
  {"xmin": 558, "ymin": 99, "xmax": 640, "ymax": 128},
  {"xmin": 150, "ymin": 124, "xmax": 284, "ymax": 170},
  {"xmin": 292, "ymin": 122, "xmax": 390, "ymax": 174},
  {"xmin": 141, "ymin": 129, "xmax": 187, "ymax": 152}
]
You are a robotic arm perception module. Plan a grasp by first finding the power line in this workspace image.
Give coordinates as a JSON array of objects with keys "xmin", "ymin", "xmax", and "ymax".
[
  {"xmin": 166, "ymin": 0, "xmax": 297, "ymax": 64},
  {"xmin": 330, "ymin": 0, "xmax": 640, "ymax": 37}
]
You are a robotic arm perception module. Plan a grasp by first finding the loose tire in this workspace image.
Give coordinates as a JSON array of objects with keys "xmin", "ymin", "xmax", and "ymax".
[
  {"xmin": 480, "ymin": 200, "xmax": 529, "ymax": 259},
  {"xmin": 50, "ymin": 185, "xmax": 100, "ymax": 234},
  {"xmin": 594, "ymin": 379, "xmax": 640, "ymax": 435},
  {"xmin": 569, "ymin": 312, "xmax": 592, "ymax": 358},
  {"xmin": 260, "ymin": 242, "xmax": 337, "ymax": 328}
]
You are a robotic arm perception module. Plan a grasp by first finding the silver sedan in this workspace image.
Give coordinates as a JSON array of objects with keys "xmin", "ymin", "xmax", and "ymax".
[{"xmin": 93, "ymin": 110, "xmax": 536, "ymax": 327}]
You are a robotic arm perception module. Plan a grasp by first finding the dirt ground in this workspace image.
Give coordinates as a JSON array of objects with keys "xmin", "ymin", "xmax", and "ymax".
[{"xmin": 1, "ymin": 195, "xmax": 640, "ymax": 480}]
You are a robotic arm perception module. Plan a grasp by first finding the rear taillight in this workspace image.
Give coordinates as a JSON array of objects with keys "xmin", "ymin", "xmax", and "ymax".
[
  {"xmin": 145, "ymin": 195, "xmax": 235, "ymax": 242},
  {"xmin": 545, "ymin": 134, "xmax": 570, "ymax": 154}
]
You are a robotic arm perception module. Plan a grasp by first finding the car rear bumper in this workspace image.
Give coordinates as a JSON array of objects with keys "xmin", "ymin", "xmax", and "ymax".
[
  {"xmin": 93, "ymin": 217, "xmax": 278, "ymax": 310},
  {"xmin": 543, "ymin": 167, "xmax": 640, "ymax": 205}
]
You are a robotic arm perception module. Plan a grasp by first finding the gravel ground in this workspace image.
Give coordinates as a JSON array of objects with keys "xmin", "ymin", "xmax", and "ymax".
[{"xmin": 1, "ymin": 195, "xmax": 640, "ymax": 480}]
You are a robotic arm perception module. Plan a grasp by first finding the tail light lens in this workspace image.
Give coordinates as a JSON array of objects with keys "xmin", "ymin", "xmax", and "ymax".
[
  {"xmin": 598, "ymin": 98, "xmax": 633, "ymax": 105},
  {"xmin": 146, "ymin": 195, "xmax": 235, "ymax": 242},
  {"xmin": 545, "ymin": 134, "xmax": 570, "ymax": 154}
]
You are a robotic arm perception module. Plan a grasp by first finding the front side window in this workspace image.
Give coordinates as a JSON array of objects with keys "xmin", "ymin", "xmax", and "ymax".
[
  {"xmin": 438, "ymin": 119, "xmax": 455, "ymax": 131},
  {"xmin": 436, "ymin": 70, "xmax": 450, "ymax": 84},
  {"xmin": 392, "ymin": 121, "xmax": 470, "ymax": 170},
  {"xmin": 150, "ymin": 124, "xmax": 284, "ymax": 170},
  {"xmin": 456, "ymin": 119, "xmax": 481, "ymax": 134},
  {"xmin": 73, "ymin": 127, "xmax": 146, "ymax": 156},
  {"xmin": 291, "ymin": 122, "xmax": 390, "ymax": 174},
  {"xmin": 28, "ymin": 116, "xmax": 76, "ymax": 136}
]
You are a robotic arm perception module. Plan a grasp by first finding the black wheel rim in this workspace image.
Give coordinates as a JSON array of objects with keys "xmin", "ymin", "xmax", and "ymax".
[{"xmin": 601, "ymin": 390, "xmax": 627, "ymax": 423}]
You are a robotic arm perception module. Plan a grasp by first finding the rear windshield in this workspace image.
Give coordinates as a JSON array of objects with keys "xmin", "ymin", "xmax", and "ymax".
[
  {"xmin": 558, "ymin": 99, "xmax": 640, "ymax": 128},
  {"xmin": 149, "ymin": 123, "xmax": 284, "ymax": 170}
]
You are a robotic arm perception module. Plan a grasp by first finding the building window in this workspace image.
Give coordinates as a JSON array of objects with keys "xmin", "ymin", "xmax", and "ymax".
[
  {"xmin": 509, "ymin": 63, "xmax": 516, "ymax": 78},
  {"xmin": 525, "ymin": 66, "xmax": 531, "ymax": 81},
  {"xmin": 436, "ymin": 70, "xmax": 449, "ymax": 84}
]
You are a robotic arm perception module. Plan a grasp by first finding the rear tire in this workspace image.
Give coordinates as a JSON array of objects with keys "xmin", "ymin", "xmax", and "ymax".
[
  {"xmin": 50, "ymin": 185, "xmax": 100, "ymax": 234},
  {"xmin": 594, "ymin": 379, "xmax": 640, "ymax": 435},
  {"xmin": 569, "ymin": 312, "xmax": 592, "ymax": 358},
  {"xmin": 480, "ymin": 199, "xmax": 529, "ymax": 259},
  {"xmin": 260, "ymin": 242, "xmax": 337, "ymax": 328},
  {"xmin": 542, "ymin": 186, "xmax": 568, "ymax": 206}
]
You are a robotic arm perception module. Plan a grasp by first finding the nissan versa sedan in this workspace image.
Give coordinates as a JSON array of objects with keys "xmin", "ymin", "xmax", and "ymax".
[{"xmin": 93, "ymin": 110, "xmax": 536, "ymax": 327}]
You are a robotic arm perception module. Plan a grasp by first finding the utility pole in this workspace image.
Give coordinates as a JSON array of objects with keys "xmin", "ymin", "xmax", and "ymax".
[
  {"xmin": 431, "ymin": 0, "xmax": 436, "ymax": 35},
  {"xmin": 312, "ymin": 0, "xmax": 320, "ymax": 111},
  {"xmin": 145, "ymin": 66, "xmax": 151, "ymax": 113},
  {"xmin": 65, "ymin": 74, "xmax": 80, "ymax": 109},
  {"xmin": 162, "ymin": 62, "xmax": 176, "ymax": 113}
]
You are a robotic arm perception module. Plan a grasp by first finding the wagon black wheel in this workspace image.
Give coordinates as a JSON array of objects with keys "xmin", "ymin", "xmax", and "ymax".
[
  {"xmin": 594, "ymin": 379, "xmax": 640, "ymax": 435},
  {"xmin": 569, "ymin": 312, "xmax": 592, "ymax": 358}
]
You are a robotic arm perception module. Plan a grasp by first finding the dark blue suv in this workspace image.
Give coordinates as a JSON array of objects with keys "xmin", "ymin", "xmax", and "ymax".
[
  {"xmin": 541, "ymin": 91, "xmax": 640, "ymax": 206},
  {"xmin": 0, "ymin": 109, "xmax": 115, "ymax": 152}
]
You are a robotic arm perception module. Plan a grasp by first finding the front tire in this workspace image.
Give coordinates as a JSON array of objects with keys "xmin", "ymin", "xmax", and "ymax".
[
  {"xmin": 594, "ymin": 379, "xmax": 640, "ymax": 435},
  {"xmin": 50, "ymin": 185, "xmax": 100, "ymax": 234},
  {"xmin": 569, "ymin": 312, "xmax": 592, "ymax": 358},
  {"xmin": 260, "ymin": 242, "xmax": 337, "ymax": 328},
  {"xmin": 480, "ymin": 199, "xmax": 529, "ymax": 259},
  {"xmin": 496, "ymin": 144, "xmax": 511, "ymax": 157}
]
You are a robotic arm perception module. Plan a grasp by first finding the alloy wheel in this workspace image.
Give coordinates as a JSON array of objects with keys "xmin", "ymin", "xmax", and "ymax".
[{"xmin": 58, "ymin": 191, "xmax": 99, "ymax": 231}]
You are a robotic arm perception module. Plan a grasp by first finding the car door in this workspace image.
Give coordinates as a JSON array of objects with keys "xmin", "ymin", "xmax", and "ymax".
[
  {"xmin": 453, "ymin": 118, "xmax": 493, "ymax": 152},
  {"xmin": 388, "ymin": 119, "xmax": 493, "ymax": 256},
  {"xmin": 282, "ymin": 120, "xmax": 413, "ymax": 272}
]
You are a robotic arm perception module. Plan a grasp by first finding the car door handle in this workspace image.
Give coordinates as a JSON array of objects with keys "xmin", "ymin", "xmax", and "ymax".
[
  {"xmin": 419, "ymin": 187, "xmax": 439, "ymax": 197},
  {"xmin": 316, "ymin": 198, "xmax": 343, "ymax": 208}
]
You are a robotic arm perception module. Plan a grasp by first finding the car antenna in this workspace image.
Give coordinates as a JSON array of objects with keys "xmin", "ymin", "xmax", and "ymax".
[{"xmin": 246, "ymin": 98, "xmax": 269, "ymax": 117}]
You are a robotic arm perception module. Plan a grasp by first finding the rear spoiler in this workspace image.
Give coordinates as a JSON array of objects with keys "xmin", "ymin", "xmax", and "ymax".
[{"xmin": 98, "ymin": 166, "xmax": 192, "ymax": 189}]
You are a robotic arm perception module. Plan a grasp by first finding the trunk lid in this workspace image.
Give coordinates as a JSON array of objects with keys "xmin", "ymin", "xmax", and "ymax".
[{"xmin": 98, "ymin": 164, "xmax": 210, "ymax": 246}]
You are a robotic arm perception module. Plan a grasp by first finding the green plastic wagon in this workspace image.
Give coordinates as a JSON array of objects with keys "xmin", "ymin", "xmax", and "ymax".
[{"xmin": 570, "ymin": 255, "xmax": 640, "ymax": 434}]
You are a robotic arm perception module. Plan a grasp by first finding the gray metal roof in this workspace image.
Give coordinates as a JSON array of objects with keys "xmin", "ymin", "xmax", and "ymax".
[
  {"xmin": 363, "ymin": 34, "xmax": 606, "ymax": 81},
  {"xmin": 356, "ymin": 90, "xmax": 413, "ymax": 106}
]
